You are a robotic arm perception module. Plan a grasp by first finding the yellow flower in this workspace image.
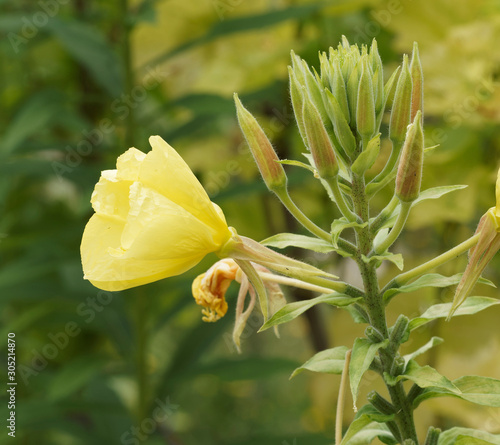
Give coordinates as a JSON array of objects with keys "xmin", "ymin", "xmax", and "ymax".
[
  {"xmin": 81, "ymin": 136, "xmax": 232, "ymax": 291},
  {"xmin": 449, "ymin": 167, "xmax": 500, "ymax": 318}
]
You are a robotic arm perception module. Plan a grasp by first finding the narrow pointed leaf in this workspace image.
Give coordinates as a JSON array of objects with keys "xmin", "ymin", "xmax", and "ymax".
[
  {"xmin": 290, "ymin": 346, "xmax": 348, "ymax": 378},
  {"xmin": 404, "ymin": 337, "xmax": 444, "ymax": 365},
  {"xmin": 409, "ymin": 297, "xmax": 500, "ymax": 331},
  {"xmin": 259, "ymin": 293, "xmax": 360, "ymax": 331},
  {"xmin": 349, "ymin": 338, "xmax": 389, "ymax": 405}
]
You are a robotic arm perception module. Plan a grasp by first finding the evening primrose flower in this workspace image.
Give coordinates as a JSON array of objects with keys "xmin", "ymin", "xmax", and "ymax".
[
  {"xmin": 448, "ymin": 168, "xmax": 500, "ymax": 318},
  {"xmin": 81, "ymin": 136, "xmax": 232, "ymax": 291}
]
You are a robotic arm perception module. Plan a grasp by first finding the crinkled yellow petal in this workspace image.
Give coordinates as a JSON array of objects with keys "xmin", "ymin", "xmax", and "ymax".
[
  {"xmin": 91, "ymin": 170, "xmax": 131, "ymax": 221},
  {"xmin": 81, "ymin": 214, "xmax": 205, "ymax": 291},
  {"xmin": 116, "ymin": 147, "xmax": 146, "ymax": 181},
  {"xmin": 117, "ymin": 182, "xmax": 224, "ymax": 260},
  {"xmin": 139, "ymin": 136, "xmax": 229, "ymax": 237}
]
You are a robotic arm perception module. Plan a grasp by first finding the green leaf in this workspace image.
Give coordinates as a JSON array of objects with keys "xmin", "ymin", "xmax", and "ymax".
[
  {"xmin": 379, "ymin": 185, "xmax": 468, "ymax": 230},
  {"xmin": 278, "ymin": 159, "xmax": 316, "ymax": 173},
  {"xmin": 438, "ymin": 428, "xmax": 500, "ymax": 445},
  {"xmin": 47, "ymin": 19, "xmax": 123, "ymax": 97},
  {"xmin": 455, "ymin": 437, "xmax": 497, "ymax": 445},
  {"xmin": 404, "ymin": 337, "xmax": 444, "ymax": 365},
  {"xmin": 351, "ymin": 133, "xmax": 381, "ymax": 176},
  {"xmin": 415, "ymin": 375, "xmax": 500, "ymax": 409},
  {"xmin": 349, "ymin": 338, "xmax": 389, "ymax": 406},
  {"xmin": 409, "ymin": 297, "xmax": 500, "ymax": 331},
  {"xmin": 384, "ymin": 273, "xmax": 495, "ymax": 302},
  {"xmin": 340, "ymin": 405, "xmax": 394, "ymax": 445},
  {"xmin": 259, "ymin": 293, "xmax": 360, "ymax": 331},
  {"xmin": 331, "ymin": 218, "xmax": 368, "ymax": 248},
  {"xmin": 414, "ymin": 184, "xmax": 468, "ymax": 205},
  {"xmin": 385, "ymin": 360, "xmax": 460, "ymax": 394},
  {"xmin": 362, "ymin": 253, "xmax": 404, "ymax": 270},
  {"xmin": 290, "ymin": 346, "xmax": 348, "ymax": 379},
  {"xmin": 261, "ymin": 233, "xmax": 335, "ymax": 253}
]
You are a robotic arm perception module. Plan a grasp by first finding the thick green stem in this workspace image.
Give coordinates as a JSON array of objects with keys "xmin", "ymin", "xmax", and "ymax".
[{"xmin": 351, "ymin": 171, "xmax": 418, "ymax": 444}]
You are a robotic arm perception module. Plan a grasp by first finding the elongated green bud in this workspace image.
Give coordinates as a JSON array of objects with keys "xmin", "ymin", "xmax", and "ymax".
[
  {"xmin": 424, "ymin": 427, "xmax": 441, "ymax": 445},
  {"xmin": 302, "ymin": 61, "xmax": 330, "ymax": 123},
  {"xmin": 331, "ymin": 60, "xmax": 350, "ymax": 124},
  {"xmin": 369, "ymin": 39, "xmax": 384, "ymax": 111},
  {"xmin": 390, "ymin": 356, "xmax": 406, "ymax": 376},
  {"xmin": 288, "ymin": 67, "xmax": 308, "ymax": 147},
  {"xmin": 324, "ymin": 89, "xmax": 357, "ymax": 160},
  {"xmin": 367, "ymin": 391, "xmax": 396, "ymax": 415},
  {"xmin": 234, "ymin": 94, "xmax": 287, "ymax": 192},
  {"xmin": 357, "ymin": 57, "xmax": 376, "ymax": 141},
  {"xmin": 410, "ymin": 42, "xmax": 424, "ymax": 122},
  {"xmin": 396, "ymin": 110, "xmax": 424, "ymax": 202},
  {"xmin": 389, "ymin": 314, "xmax": 410, "ymax": 347},
  {"xmin": 365, "ymin": 326, "xmax": 385, "ymax": 343},
  {"xmin": 389, "ymin": 55, "xmax": 412, "ymax": 146},
  {"xmin": 346, "ymin": 61, "xmax": 360, "ymax": 125},
  {"xmin": 302, "ymin": 97, "xmax": 338, "ymax": 180}
]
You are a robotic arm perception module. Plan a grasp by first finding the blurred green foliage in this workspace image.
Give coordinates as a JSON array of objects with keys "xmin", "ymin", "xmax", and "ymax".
[{"xmin": 1, "ymin": 0, "xmax": 500, "ymax": 444}]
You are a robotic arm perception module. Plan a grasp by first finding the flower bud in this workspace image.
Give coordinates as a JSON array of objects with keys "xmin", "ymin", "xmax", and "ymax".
[
  {"xmin": 424, "ymin": 427, "xmax": 441, "ymax": 445},
  {"xmin": 390, "ymin": 356, "xmax": 406, "ymax": 376},
  {"xmin": 346, "ymin": 60, "xmax": 360, "ymax": 125},
  {"xmin": 288, "ymin": 67, "xmax": 308, "ymax": 147},
  {"xmin": 301, "ymin": 60, "xmax": 330, "ymax": 124},
  {"xmin": 369, "ymin": 39, "xmax": 384, "ymax": 113},
  {"xmin": 395, "ymin": 111, "xmax": 424, "ymax": 202},
  {"xmin": 367, "ymin": 391, "xmax": 396, "ymax": 415},
  {"xmin": 302, "ymin": 96, "xmax": 338, "ymax": 180},
  {"xmin": 410, "ymin": 42, "xmax": 424, "ymax": 122},
  {"xmin": 365, "ymin": 326, "xmax": 385, "ymax": 343},
  {"xmin": 356, "ymin": 57, "xmax": 376, "ymax": 141},
  {"xmin": 389, "ymin": 55, "xmax": 413, "ymax": 146},
  {"xmin": 389, "ymin": 314, "xmax": 410, "ymax": 346},
  {"xmin": 234, "ymin": 94, "xmax": 287, "ymax": 192},
  {"xmin": 324, "ymin": 89, "xmax": 357, "ymax": 160},
  {"xmin": 331, "ymin": 60, "xmax": 350, "ymax": 124}
]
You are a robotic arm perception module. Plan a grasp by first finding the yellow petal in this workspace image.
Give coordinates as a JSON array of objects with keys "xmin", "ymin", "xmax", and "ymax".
[
  {"xmin": 81, "ymin": 214, "xmax": 205, "ymax": 291},
  {"xmin": 91, "ymin": 170, "xmax": 131, "ymax": 221},
  {"xmin": 116, "ymin": 147, "xmax": 146, "ymax": 181},
  {"xmin": 139, "ymin": 136, "xmax": 229, "ymax": 235},
  {"xmin": 118, "ymin": 182, "xmax": 224, "ymax": 260}
]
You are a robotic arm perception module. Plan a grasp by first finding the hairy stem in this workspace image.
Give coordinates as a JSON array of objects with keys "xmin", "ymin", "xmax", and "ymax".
[{"xmin": 351, "ymin": 171, "xmax": 418, "ymax": 443}]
